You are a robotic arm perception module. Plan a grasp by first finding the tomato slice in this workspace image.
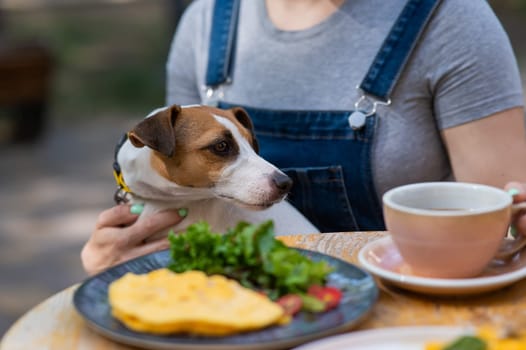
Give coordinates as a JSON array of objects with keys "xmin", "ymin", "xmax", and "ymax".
[
  {"xmin": 276, "ymin": 294, "xmax": 303, "ymax": 316},
  {"xmin": 307, "ymin": 285, "xmax": 343, "ymax": 310}
]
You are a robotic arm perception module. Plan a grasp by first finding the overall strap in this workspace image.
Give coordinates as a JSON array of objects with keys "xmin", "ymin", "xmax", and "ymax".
[
  {"xmin": 359, "ymin": 0, "xmax": 443, "ymax": 101},
  {"xmin": 205, "ymin": 0, "xmax": 241, "ymax": 88}
]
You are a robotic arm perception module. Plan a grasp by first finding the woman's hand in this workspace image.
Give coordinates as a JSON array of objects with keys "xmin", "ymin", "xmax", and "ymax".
[
  {"xmin": 505, "ymin": 182, "xmax": 526, "ymax": 237},
  {"xmin": 81, "ymin": 204, "xmax": 186, "ymax": 276}
]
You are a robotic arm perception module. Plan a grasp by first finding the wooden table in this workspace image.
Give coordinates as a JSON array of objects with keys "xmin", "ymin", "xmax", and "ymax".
[{"xmin": 3, "ymin": 231, "xmax": 526, "ymax": 349}]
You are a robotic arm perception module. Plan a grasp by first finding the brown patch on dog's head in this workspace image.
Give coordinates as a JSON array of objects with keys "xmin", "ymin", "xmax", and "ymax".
[{"xmin": 130, "ymin": 104, "xmax": 259, "ymax": 188}]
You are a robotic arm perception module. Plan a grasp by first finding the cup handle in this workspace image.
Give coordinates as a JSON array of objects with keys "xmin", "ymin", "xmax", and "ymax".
[
  {"xmin": 493, "ymin": 203, "xmax": 526, "ymax": 261},
  {"xmin": 495, "ymin": 234, "xmax": 526, "ymax": 260}
]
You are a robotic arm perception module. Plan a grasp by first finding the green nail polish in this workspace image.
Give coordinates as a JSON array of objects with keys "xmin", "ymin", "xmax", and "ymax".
[
  {"xmin": 130, "ymin": 203, "xmax": 144, "ymax": 215},
  {"xmin": 508, "ymin": 188, "xmax": 521, "ymax": 197},
  {"xmin": 178, "ymin": 208, "xmax": 188, "ymax": 217},
  {"xmin": 510, "ymin": 225, "xmax": 518, "ymax": 239}
]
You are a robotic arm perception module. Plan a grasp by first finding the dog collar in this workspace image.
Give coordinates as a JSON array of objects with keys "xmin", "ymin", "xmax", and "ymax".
[{"xmin": 113, "ymin": 133, "xmax": 133, "ymax": 203}]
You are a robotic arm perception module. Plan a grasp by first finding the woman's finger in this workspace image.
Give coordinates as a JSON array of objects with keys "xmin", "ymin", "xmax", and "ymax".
[
  {"xmin": 122, "ymin": 238, "xmax": 171, "ymax": 263},
  {"xmin": 505, "ymin": 182, "xmax": 526, "ymax": 203},
  {"xmin": 514, "ymin": 212, "xmax": 526, "ymax": 237},
  {"xmin": 506, "ymin": 182, "xmax": 526, "ymax": 237},
  {"xmin": 96, "ymin": 204, "xmax": 139, "ymax": 229},
  {"xmin": 127, "ymin": 209, "xmax": 184, "ymax": 244}
]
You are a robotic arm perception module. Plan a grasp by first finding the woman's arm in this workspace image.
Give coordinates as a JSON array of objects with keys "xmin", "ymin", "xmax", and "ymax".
[
  {"xmin": 165, "ymin": 0, "xmax": 208, "ymax": 106},
  {"xmin": 442, "ymin": 106, "xmax": 526, "ymax": 188},
  {"xmin": 443, "ymin": 106, "xmax": 526, "ymax": 236}
]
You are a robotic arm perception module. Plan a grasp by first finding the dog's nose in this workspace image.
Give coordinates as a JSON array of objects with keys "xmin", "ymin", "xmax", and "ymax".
[{"xmin": 272, "ymin": 172, "xmax": 293, "ymax": 194}]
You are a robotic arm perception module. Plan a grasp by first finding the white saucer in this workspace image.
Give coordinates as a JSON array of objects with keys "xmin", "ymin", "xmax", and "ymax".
[
  {"xmin": 292, "ymin": 326, "xmax": 473, "ymax": 350},
  {"xmin": 357, "ymin": 236, "xmax": 526, "ymax": 295}
]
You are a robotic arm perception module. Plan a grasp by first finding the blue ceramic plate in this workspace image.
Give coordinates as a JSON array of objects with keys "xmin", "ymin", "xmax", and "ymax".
[{"xmin": 73, "ymin": 249, "xmax": 378, "ymax": 350}]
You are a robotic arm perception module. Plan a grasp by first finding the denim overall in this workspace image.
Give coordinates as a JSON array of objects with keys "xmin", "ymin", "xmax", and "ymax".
[{"xmin": 204, "ymin": 0, "xmax": 442, "ymax": 232}]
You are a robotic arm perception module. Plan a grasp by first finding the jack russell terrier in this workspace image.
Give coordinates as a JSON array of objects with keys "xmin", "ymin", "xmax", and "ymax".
[{"xmin": 113, "ymin": 104, "xmax": 319, "ymax": 236}]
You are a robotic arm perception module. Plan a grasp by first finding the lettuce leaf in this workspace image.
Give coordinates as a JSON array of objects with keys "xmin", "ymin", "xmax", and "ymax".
[{"xmin": 168, "ymin": 220, "xmax": 333, "ymax": 299}]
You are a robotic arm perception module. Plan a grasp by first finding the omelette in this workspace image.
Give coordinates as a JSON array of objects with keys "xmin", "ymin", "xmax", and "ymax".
[{"xmin": 108, "ymin": 268, "xmax": 286, "ymax": 336}]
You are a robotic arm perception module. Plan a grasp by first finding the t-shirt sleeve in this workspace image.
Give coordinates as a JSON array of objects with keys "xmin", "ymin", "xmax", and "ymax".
[
  {"xmin": 424, "ymin": 0, "xmax": 524, "ymax": 130},
  {"xmin": 165, "ymin": 0, "xmax": 208, "ymax": 106}
]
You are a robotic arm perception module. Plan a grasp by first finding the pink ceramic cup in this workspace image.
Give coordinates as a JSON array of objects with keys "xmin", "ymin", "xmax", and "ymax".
[{"xmin": 383, "ymin": 182, "xmax": 513, "ymax": 279}]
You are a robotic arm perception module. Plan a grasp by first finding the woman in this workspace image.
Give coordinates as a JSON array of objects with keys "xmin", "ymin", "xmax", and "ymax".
[{"xmin": 82, "ymin": 0, "xmax": 526, "ymax": 275}]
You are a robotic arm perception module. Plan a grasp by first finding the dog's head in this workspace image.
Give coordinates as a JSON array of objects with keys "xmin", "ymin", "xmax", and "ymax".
[{"xmin": 127, "ymin": 104, "xmax": 292, "ymax": 210}]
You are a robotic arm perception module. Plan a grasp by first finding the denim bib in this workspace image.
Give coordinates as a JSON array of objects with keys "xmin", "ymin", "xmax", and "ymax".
[{"xmin": 205, "ymin": 0, "xmax": 442, "ymax": 232}]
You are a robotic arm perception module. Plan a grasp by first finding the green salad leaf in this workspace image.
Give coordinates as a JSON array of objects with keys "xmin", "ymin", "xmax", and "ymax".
[
  {"xmin": 443, "ymin": 336, "xmax": 487, "ymax": 350},
  {"xmin": 168, "ymin": 220, "xmax": 333, "ymax": 300}
]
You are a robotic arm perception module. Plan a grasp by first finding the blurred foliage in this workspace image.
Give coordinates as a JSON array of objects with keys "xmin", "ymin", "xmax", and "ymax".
[
  {"xmin": 3, "ymin": 0, "xmax": 175, "ymax": 121},
  {"xmin": 489, "ymin": 0, "xmax": 526, "ymax": 12},
  {"xmin": 488, "ymin": 0, "xmax": 526, "ymax": 68}
]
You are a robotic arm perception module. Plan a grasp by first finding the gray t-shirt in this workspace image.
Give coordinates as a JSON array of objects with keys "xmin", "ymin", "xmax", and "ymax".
[{"xmin": 166, "ymin": 0, "xmax": 524, "ymax": 199}]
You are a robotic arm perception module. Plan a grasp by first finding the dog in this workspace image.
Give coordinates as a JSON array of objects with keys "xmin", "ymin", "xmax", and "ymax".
[{"xmin": 113, "ymin": 104, "xmax": 319, "ymax": 236}]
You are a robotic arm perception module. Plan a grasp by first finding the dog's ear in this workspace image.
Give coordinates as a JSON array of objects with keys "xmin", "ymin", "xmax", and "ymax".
[
  {"xmin": 128, "ymin": 105, "xmax": 181, "ymax": 157},
  {"xmin": 230, "ymin": 107, "xmax": 259, "ymax": 154}
]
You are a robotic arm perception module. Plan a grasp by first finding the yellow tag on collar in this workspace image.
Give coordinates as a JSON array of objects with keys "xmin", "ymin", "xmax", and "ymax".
[{"xmin": 113, "ymin": 169, "xmax": 132, "ymax": 194}]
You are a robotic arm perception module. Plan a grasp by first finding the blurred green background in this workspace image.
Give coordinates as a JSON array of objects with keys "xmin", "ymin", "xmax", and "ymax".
[
  {"xmin": 5, "ymin": 3, "xmax": 167, "ymax": 117},
  {"xmin": 0, "ymin": 0, "xmax": 524, "ymax": 341},
  {"xmin": 0, "ymin": 0, "xmax": 190, "ymax": 130}
]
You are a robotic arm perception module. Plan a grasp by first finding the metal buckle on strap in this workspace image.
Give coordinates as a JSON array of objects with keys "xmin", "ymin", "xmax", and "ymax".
[
  {"xmin": 348, "ymin": 88, "xmax": 391, "ymax": 130},
  {"xmin": 203, "ymin": 83, "xmax": 228, "ymax": 107},
  {"xmin": 114, "ymin": 188, "xmax": 132, "ymax": 204}
]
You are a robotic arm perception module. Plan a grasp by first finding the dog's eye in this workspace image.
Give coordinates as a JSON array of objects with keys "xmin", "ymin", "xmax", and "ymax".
[{"xmin": 212, "ymin": 141, "xmax": 231, "ymax": 154}]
